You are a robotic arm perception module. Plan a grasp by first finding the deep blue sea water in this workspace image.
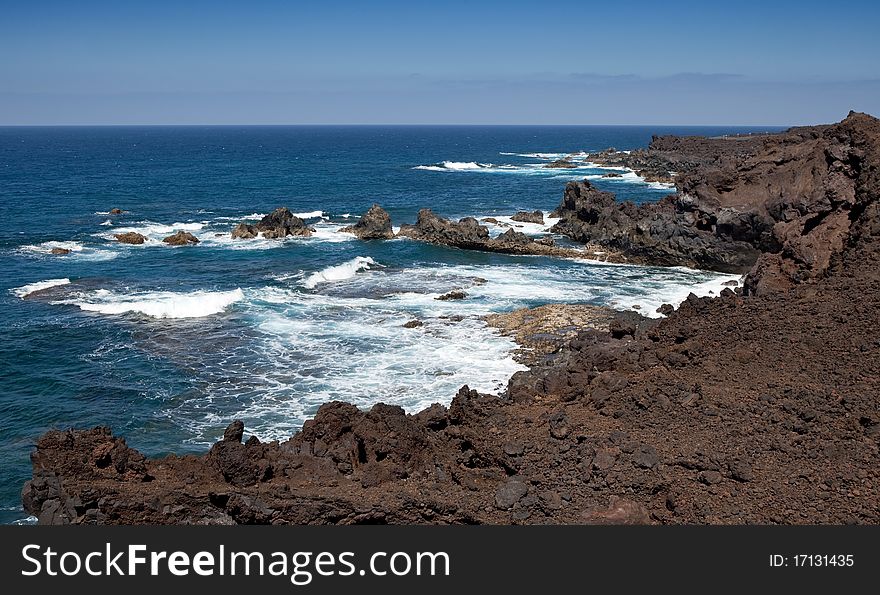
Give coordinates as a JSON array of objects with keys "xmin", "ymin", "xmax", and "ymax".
[{"xmin": 0, "ymin": 125, "xmax": 780, "ymax": 523}]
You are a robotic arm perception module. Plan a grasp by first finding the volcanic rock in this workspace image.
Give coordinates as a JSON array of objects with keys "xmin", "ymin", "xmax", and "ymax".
[
  {"xmin": 231, "ymin": 223, "xmax": 258, "ymax": 239},
  {"xmin": 511, "ymin": 211, "xmax": 544, "ymax": 224},
  {"xmin": 162, "ymin": 231, "xmax": 200, "ymax": 245},
  {"xmin": 340, "ymin": 204, "xmax": 394, "ymax": 240},
  {"xmin": 50, "ymin": 248, "xmax": 71, "ymax": 255},
  {"xmin": 254, "ymin": 208, "xmax": 314, "ymax": 239},
  {"xmin": 114, "ymin": 232, "xmax": 147, "ymax": 245},
  {"xmin": 544, "ymin": 158, "xmax": 577, "ymax": 169}
]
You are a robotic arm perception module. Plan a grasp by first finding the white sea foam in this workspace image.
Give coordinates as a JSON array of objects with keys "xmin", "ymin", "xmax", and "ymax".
[
  {"xmin": 21, "ymin": 240, "xmax": 84, "ymax": 254},
  {"xmin": 292, "ymin": 210, "xmax": 325, "ymax": 219},
  {"xmin": 478, "ymin": 212, "xmax": 561, "ymax": 238},
  {"xmin": 100, "ymin": 219, "xmax": 113, "ymax": 226},
  {"xmin": 302, "ymin": 257, "xmax": 379, "ymax": 289},
  {"xmin": 11, "ymin": 278, "xmax": 71, "ymax": 298},
  {"xmin": 18, "ymin": 241, "xmax": 119, "ymax": 261},
  {"xmin": 58, "ymin": 288, "xmax": 245, "ymax": 319}
]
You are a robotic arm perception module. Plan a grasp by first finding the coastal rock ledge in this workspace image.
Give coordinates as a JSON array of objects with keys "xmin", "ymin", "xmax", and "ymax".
[{"xmin": 23, "ymin": 112, "xmax": 880, "ymax": 525}]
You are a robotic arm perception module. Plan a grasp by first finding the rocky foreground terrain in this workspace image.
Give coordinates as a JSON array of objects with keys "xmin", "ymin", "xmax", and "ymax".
[{"xmin": 23, "ymin": 112, "xmax": 880, "ymax": 525}]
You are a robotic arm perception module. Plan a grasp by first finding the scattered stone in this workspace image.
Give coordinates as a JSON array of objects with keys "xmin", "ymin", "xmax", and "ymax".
[
  {"xmin": 494, "ymin": 479, "xmax": 529, "ymax": 509},
  {"xmin": 549, "ymin": 411, "xmax": 570, "ymax": 439},
  {"xmin": 632, "ymin": 444, "xmax": 659, "ymax": 469},
  {"xmin": 582, "ymin": 497, "xmax": 651, "ymax": 524},
  {"xmin": 699, "ymin": 470, "xmax": 724, "ymax": 485},
  {"xmin": 502, "ymin": 442, "xmax": 525, "ymax": 456}
]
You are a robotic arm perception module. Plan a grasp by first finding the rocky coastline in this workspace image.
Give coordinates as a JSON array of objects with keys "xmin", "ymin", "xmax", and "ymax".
[{"xmin": 22, "ymin": 112, "xmax": 880, "ymax": 525}]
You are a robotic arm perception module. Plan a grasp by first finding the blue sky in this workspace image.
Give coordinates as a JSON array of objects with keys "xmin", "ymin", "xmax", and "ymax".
[{"xmin": 1, "ymin": 0, "xmax": 878, "ymax": 125}]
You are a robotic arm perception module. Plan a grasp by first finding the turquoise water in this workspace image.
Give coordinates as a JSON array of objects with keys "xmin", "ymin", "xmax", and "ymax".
[{"xmin": 0, "ymin": 125, "xmax": 778, "ymax": 523}]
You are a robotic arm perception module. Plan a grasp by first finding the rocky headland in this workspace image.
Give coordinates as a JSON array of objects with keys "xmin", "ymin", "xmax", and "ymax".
[{"xmin": 23, "ymin": 112, "xmax": 880, "ymax": 525}]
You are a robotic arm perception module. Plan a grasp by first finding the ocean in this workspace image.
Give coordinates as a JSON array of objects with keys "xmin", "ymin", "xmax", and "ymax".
[{"xmin": 0, "ymin": 124, "xmax": 779, "ymax": 523}]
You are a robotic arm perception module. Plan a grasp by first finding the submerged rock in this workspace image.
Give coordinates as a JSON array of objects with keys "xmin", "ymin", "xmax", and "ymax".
[
  {"xmin": 340, "ymin": 204, "xmax": 394, "ymax": 240},
  {"xmin": 50, "ymin": 248, "xmax": 71, "ymax": 255},
  {"xmin": 114, "ymin": 232, "xmax": 147, "ymax": 245},
  {"xmin": 162, "ymin": 231, "xmax": 200, "ymax": 245}
]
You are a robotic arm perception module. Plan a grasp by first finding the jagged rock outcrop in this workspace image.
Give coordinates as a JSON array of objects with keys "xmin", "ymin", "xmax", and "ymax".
[
  {"xmin": 340, "ymin": 204, "xmax": 394, "ymax": 240},
  {"xmin": 114, "ymin": 232, "xmax": 147, "ymax": 245},
  {"xmin": 397, "ymin": 209, "xmax": 592, "ymax": 259},
  {"xmin": 231, "ymin": 223, "xmax": 258, "ymax": 239},
  {"xmin": 551, "ymin": 179, "xmax": 761, "ymax": 272},
  {"xmin": 553, "ymin": 112, "xmax": 880, "ymax": 293},
  {"xmin": 232, "ymin": 208, "xmax": 315, "ymax": 240},
  {"xmin": 162, "ymin": 231, "xmax": 200, "ymax": 245}
]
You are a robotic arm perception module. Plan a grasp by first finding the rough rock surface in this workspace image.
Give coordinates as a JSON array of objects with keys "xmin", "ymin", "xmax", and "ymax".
[
  {"xmin": 50, "ymin": 248, "xmax": 71, "ymax": 255},
  {"xmin": 397, "ymin": 209, "xmax": 602, "ymax": 259},
  {"xmin": 511, "ymin": 211, "xmax": 545, "ymax": 224},
  {"xmin": 23, "ymin": 113, "xmax": 880, "ymax": 525},
  {"xmin": 553, "ymin": 112, "xmax": 880, "ymax": 293},
  {"xmin": 231, "ymin": 223, "xmax": 258, "ymax": 239},
  {"xmin": 162, "ymin": 231, "xmax": 200, "ymax": 245},
  {"xmin": 232, "ymin": 208, "xmax": 315, "ymax": 240},
  {"xmin": 340, "ymin": 204, "xmax": 395, "ymax": 240},
  {"xmin": 114, "ymin": 232, "xmax": 147, "ymax": 245}
]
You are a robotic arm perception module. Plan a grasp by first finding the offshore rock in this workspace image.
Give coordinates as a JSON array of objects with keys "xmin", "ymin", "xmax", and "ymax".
[{"xmin": 340, "ymin": 204, "xmax": 395, "ymax": 240}]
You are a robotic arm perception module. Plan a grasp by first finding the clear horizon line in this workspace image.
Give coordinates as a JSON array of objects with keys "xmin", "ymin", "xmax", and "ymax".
[{"xmin": 0, "ymin": 122, "xmax": 792, "ymax": 128}]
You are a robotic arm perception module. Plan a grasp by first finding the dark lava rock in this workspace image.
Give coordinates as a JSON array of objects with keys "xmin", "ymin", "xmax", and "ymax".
[
  {"xmin": 162, "ymin": 231, "xmax": 200, "ymax": 246},
  {"xmin": 402, "ymin": 320, "xmax": 424, "ymax": 328},
  {"xmin": 602, "ymin": 172, "xmax": 624, "ymax": 178},
  {"xmin": 699, "ymin": 470, "xmax": 724, "ymax": 485},
  {"xmin": 254, "ymin": 207, "xmax": 314, "ymax": 239},
  {"xmin": 114, "ymin": 232, "xmax": 147, "ymax": 245},
  {"xmin": 657, "ymin": 303, "xmax": 675, "ymax": 315},
  {"xmin": 544, "ymin": 158, "xmax": 577, "ymax": 169},
  {"xmin": 340, "ymin": 204, "xmax": 394, "ymax": 240},
  {"xmin": 231, "ymin": 223, "xmax": 258, "ymax": 239},
  {"xmin": 632, "ymin": 444, "xmax": 660, "ymax": 469},
  {"xmin": 495, "ymin": 479, "xmax": 529, "ymax": 509},
  {"xmin": 436, "ymin": 291, "xmax": 467, "ymax": 301},
  {"xmin": 511, "ymin": 210, "xmax": 544, "ymax": 224}
]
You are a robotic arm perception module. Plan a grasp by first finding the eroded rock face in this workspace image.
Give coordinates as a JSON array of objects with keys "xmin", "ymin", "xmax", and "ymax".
[
  {"xmin": 551, "ymin": 179, "xmax": 762, "ymax": 272},
  {"xmin": 555, "ymin": 112, "xmax": 880, "ymax": 294},
  {"xmin": 232, "ymin": 208, "xmax": 315, "ymax": 240},
  {"xmin": 114, "ymin": 232, "xmax": 147, "ymax": 245},
  {"xmin": 340, "ymin": 204, "xmax": 394, "ymax": 240}
]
